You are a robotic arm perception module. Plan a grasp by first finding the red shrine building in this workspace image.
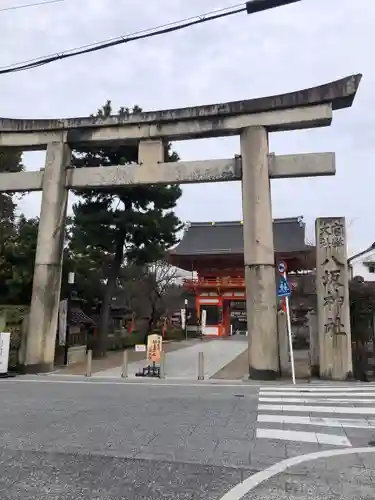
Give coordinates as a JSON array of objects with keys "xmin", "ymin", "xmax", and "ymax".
[{"xmin": 168, "ymin": 218, "xmax": 315, "ymax": 337}]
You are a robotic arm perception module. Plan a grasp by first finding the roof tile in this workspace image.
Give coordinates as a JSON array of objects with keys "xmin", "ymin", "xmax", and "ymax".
[{"xmin": 171, "ymin": 218, "xmax": 308, "ymax": 256}]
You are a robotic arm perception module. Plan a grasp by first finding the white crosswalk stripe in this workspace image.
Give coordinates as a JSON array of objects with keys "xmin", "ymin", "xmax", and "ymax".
[{"xmin": 256, "ymin": 385, "xmax": 375, "ymax": 447}]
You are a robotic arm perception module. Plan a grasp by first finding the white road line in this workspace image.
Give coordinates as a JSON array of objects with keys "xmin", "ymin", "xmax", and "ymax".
[
  {"xmin": 257, "ymin": 414, "xmax": 375, "ymax": 429},
  {"xmin": 219, "ymin": 447, "xmax": 375, "ymax": 500},
  {"xmin": 259, "ymin": 391, "xmax": 375, "ymax": 397},
  {"xmin": 259, "ymin": 397, "xmax": 375, "ymax": 403},
  {"xmin": 261, "ymin": 386, "xmax": 375, "ymax": 392},
  {"xmin": 258, "ymin": 404, "xmax": 375, "ymax": 414},
  {"xmin": 256, "ymin": 428, "xmax": 351, "ymax": 446},
  {"xmin": 0, "ymin": 379, "xmax": 255, "ymax": 388}
]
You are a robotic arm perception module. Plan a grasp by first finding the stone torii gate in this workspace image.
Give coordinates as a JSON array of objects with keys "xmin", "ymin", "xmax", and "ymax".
[{"xmin": 0, "ymin": 74, "xmax": 361, "ymax": 377}]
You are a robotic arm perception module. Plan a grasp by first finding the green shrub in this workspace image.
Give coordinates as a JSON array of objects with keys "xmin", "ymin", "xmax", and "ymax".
[
  {"xmin": 105, "ymin": 330, "xmax": 145, "ymax": 351},
  {"xmin": 122, "ymin": 330, "xmax": 145, "ymax": 349},
  {"xmin": 164, "ymin": 327, "xmax": 184, "ymax": 341}
]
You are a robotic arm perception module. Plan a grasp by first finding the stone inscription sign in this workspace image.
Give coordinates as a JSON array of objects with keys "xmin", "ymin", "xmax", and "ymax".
[
  {"xmin": 318, "ymin": 218, "xmax": 347, "ymax": 337},
  {"xmin": 319, "ymin": 219, "xmax": 345, "ymax": 248}
]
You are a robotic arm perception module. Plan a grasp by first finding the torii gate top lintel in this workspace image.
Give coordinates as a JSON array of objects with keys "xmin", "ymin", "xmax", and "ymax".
[{"xmin": 0, "ymin": 73, "xmax": 361, "ymax": 135}]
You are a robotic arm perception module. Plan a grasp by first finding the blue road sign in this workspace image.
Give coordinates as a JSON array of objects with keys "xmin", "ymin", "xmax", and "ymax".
[
  {"xmin": 278, "ymin": 261, "xmax": 286, "ymax": 274},
  {"xmin": 277, "ymin": 276, "xmax": 291, "ymax": 297}
]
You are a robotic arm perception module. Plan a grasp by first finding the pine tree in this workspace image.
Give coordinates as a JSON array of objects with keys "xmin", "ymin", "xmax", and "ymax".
[
  {"xmin": 0, "ymin": 150, "xmax": 30, "ymax": 304},
  {"xmin": 69, "ymin": 101, "xmax": 182, "ymax": 356}
]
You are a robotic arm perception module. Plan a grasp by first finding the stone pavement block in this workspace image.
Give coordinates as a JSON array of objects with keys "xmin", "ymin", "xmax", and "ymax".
[
  {"xmin": 172, "ymin": 449, "xmax": 219, "ymax": 465},
  {"xmin": 296, "ymin": 456, "xmax": 366, "ymax": 474},
  {"xmin": 211, "ymin": 450, "xmax": 253, "ymax": 468},
  {"xmin": 146, "ymin": 431, "xmax": 194, "ymax": 448},
  {"xmin": 344, "ymin": 427, "xmax": 375, "ymax": 438},
  {"xmin": 134, "ymin": 448, "xmax": 176, "ymax": 462},
  {"xmin": 228, "ymin": 409, "xmax": 259, "ymax": 421},
  {"xmin": 252, "ymin": 440, "xmax": 288, "ymax": 459},
  {"xmin": 203, "ymin": 425, "xmax": 254, "ymax": 441},
  {"xmin": 357, "ymin": 453, "xmax": 375, "ymax": 469},
  {"xmin": 190, "ymin": 424, "xmax": 228, "ymax": 440},
  {"xmin": 348, "ymin": 437, "xmax": 375, "ymax": 448},
  {"xmin": 139, "ymin": 437, "xmax": 219, "ymax": 460},
  {"xmin": 137, "ymin": 422, "xmax": 196, "ymax": 435},
  {"xmin": 285, "ymin": 442, "xmax": 321, "ymax": 458},
  {"xmin": 182, "ymin": 435, "xmax": 219, "ymax": 452},
  {"xmin": 225, "ymin": 418, "xmax": 257, "ymax": 433},
  {"xmin": 52, "ymin": 438, "xmax": 141, "ymax": 457},
  {"xmin": 215, "ymin": 438, "xmax": 253, "ymax": 456},
  {"xmin": 91, "ymin": 426, "xmax": 160, "ymax": 447},
  {"xmin": 192, "ymin": 417, "xmax": 231, "ymax": 428},
  {"xmin": 249, "ymin": 452, "xmax": 283, "ymax": 470},
  {"xmin": 228, "ymin": 411, "xmax": 258, "ymax": 422}
]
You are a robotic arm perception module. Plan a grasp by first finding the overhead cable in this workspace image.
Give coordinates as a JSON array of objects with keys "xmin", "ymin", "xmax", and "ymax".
[
  {"xmin": 0, "ymin": 3, "xmax": 246, "ymax": 75},
  {"xmin": 0, "ymin": 0, "xmax": 64, "ymax": 13}
]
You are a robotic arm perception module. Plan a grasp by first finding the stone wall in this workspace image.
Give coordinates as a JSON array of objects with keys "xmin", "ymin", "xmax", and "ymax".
[
  {"xmin": 67, "ymin": 345, "xmax": 87, "ymax": 365},
  {"xmin": 0, "ymin": 305, "xmax": 29, "ymax": 369}
]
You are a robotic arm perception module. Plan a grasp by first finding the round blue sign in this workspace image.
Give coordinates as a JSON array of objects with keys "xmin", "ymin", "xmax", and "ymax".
[{"xmin": 278, "ymin": 262, "xmax": 286, "ymax": 274}]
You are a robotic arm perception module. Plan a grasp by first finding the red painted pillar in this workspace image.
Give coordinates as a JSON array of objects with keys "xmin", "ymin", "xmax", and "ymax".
[{"xmin": 195, "ymin": 293, "xmax": 200, "ymax": 327}]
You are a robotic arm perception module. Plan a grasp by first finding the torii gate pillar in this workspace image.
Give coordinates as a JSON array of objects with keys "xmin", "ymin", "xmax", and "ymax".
[
  {"xmin": 241, "ymin": 126, "xmax": 278, "ymax": 379},
  {"xmin": 24, "ymin": 141, "xmax": 71, "ymax": 372}
]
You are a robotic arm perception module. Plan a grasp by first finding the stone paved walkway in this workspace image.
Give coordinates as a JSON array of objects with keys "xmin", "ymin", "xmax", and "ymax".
[
  {"xmin": 95, "ymin": 337, "xmax": 248, "ymax": 379},
  {"xmin": 212, "ymin": 348, "xmax": 310, "ymax": 380},
  {"xmin": 56, "ymin": 339, "xmax": 198, "ymax": 375}
]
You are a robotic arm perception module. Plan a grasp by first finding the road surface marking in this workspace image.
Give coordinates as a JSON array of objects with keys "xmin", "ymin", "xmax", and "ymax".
[
  {"xmin": 260, "ymin": 391, "xmax": 375, "ymax": 397},
  {"xmin": 256, "ymin": 428, "xmax": 351, "ymax": 446},
  {"xmin": 0, "ymin": 378, "xmax": 257, "ymax": 389},
  {"xmin": 219, "ymin": 447, "xmax": 375, "ymax": 500},
  {"xmin": 259, "ymin": 397, "xmax": 375, "ymax": 403},
  {"xmin": 262, "ymin": 386, "xmax": 375, "ymax": 392},
  {"xmin": 258, "ymin": 404, "xmax": 375, "ymax": 414},
  {"xmin": 257, "ymin": 414, "xmax": 374, "ymax": 429},
  {"xmin": 256, "ymin": 390, "xmax": 375, "ymax": 447}
]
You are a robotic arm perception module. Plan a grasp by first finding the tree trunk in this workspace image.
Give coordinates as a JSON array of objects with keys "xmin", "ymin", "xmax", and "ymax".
[
  {"xmin": 94, "ymin": 233, "xmax": 125, "ymax": 358},
  {"xmin": 144, "ymin": 302, "xmax": 161, "ymax": 344}
]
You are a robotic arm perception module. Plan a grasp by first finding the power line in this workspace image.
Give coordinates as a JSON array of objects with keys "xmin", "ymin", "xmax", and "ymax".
[
  {"xmin": 0, "ymin": 3, "xmax": 247, "ymax": 75},
  {"xmin": 0, "ymin": 0, "xmax": 64, "ymax": 13}
]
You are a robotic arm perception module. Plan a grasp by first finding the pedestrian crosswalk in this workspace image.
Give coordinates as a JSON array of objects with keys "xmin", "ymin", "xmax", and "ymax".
[{"xmin": 256, "ymin": 385, "xmax": 375, "ymax": 447}]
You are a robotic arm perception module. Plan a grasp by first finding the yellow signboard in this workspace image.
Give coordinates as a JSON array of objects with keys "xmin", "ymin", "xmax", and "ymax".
[{"xmin": 147, "ymin": 334, "xmax": 162, "ymax": 363}]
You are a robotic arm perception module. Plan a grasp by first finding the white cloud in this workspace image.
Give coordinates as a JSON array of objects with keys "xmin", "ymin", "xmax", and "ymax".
[{"xmin": 1, "ymin": 0, "xmax": 374, "ymax": 277}]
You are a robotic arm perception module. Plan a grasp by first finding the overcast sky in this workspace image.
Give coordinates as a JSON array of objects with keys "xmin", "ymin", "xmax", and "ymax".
[{"xmin": 0, "ymin": 0, "xmax": 373, "ymax": 276}]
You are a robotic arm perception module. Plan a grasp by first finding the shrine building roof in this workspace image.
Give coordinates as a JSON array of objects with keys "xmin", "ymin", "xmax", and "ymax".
[{"xmin": 170, "ymin": 218, "xmax": 311, "ymax": 256}]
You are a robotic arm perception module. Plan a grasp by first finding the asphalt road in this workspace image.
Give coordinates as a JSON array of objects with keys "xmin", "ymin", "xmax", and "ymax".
[{"xmin": 0, "ymin": 377, "xmax": 375, "ymax": 499}]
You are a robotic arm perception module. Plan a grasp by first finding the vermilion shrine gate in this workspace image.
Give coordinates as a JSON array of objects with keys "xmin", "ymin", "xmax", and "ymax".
[
  {"xmin": 169, "ymin": 218, "xmax": 314, "ymax": 337},
  {"xmin": 0, "ymin": 74, "xmax": 361, "ymax": 379}
]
